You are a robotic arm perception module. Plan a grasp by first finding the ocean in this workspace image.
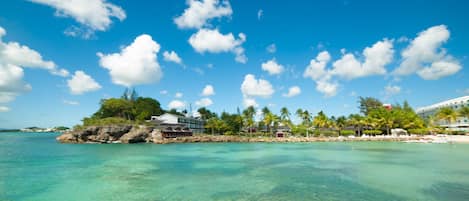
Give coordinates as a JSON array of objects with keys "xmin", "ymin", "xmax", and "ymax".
[{"xmin": 1, "ymin": 132, "xmax": 469, "ymax": 201}]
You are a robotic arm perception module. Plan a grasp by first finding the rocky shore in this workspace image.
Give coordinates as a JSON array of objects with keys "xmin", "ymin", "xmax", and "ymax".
[{"xmin": 56, "ymin": 125, "xmax": 432, "ymax": 144}]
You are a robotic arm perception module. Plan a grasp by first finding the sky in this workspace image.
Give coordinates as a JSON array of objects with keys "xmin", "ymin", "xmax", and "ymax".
[{"xmin": 0, "ymin": 0, "xmax": 468, "ymax": 128}]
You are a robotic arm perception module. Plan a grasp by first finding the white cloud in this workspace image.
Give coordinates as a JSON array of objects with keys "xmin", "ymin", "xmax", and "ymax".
[
  {"xmin": 316, "ymin": 79, "xmax": 339, "ymax": 97},
  {"xmin": 201, "ymin": 85, "xmax": 215, "ymax": 96},
  {"xmin": 257, "ymin": 9, "xmax": 263, "ymax": 20},
  {"xmin": 331, "ymin": 39, "xmax": 393, "ymax": 79},
  {"xmin": 160, "ymin": 90, "xmax": 168, "ymax": 95},
  {"xmin": 261, "ymin": 59, "xmax": 284, "ymax": 75},
  {"xmin": 303, "ymin": 39, "xmax": 393, "ymax": 97},
  {"xmin": 241, "ymin": 74, "xmax": 274, "ymax": 98},
  {"xmin": 303, "ymin": 51, "xmax": 338, "ymax": 97},
  {"xmin": 0, "ymin": 27, "xmax": 68, "ymax": 77},
  {"xmin": 266, "ymin": 43, "xmax": 276, "ymax": 53},
  {"xmin": 174, "ymin": 0, "xmax": 232, "ymax": 29},
  {"xmin": 175, "ymin": 92, "xmax": 183, "ymax": 98},
  {"xmin": 63, "ymin": 100, "xmax": 79, "ymax": 105},
  {"xmin": 0, "ymin": 106, "xmax": 10, "ymax": 112},
  {"xmin": 168, "ymin": 100, "xmax": 185, "ymax": 109},
  {"xmin": 163, "ymin": 51, "xmax": 183, "ymax": 64},
  {"xmin": 283, "ymin": 86, "xmax": 301, "ymax": 97},
  {"xmin": 30, "ymin": 0, "xmax": 126, "ymax": 37},
  {"xmin": 1, "ymin": 26, "xmax": 68, "ymax": 104},
  {"xmin": 0, "ymin": 64, "xmax": 32, "ymax": 103},
  {"xmin": 188, "ymin": 29, "xmax": 247, "ymax": 63},
  {"xmin": 417, "ymin": 60, "xmax": 462, "ymax": 80},
  {"xmin": 303, "ymin": 51, "xmax": 331, "ymax": 81},
  {"xmin": 243, "ymin": 97, "xmax": 258, "ymax": 107},
  {"xmin": 195, "ymin": 97, "xmax": 213, "ymax": 107},
  {"xmin": 384, "ymin": 85, "xmax": 401, "ymax": 97},
  {"xmin": 67, "ymin": 71, "xmax": 101, "ymax": 95},
  {"xmin": 98, "ymin": 34, "xmax": 163, "ymax": 87},
  {"xmin": 394, "ymin": 25, "xmax": 461, "ymax": 79}
]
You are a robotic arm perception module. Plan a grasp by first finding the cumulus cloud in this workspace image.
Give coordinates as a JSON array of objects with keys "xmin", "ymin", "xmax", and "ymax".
[
  {"xmin": 175, "ymin": 92, "xmax": 183, "ymax": 98},
  {"xmin": 67, "ymin": 71, "xmax": 101, "ymax": 95},
  {"xmin": 331, "ymin": 39, "xmax": 394, "ymax": 79},
  {"xmin": 160, "ymin": 90, "xmax": 168, "ymax": 95},
  {"xmin": 303, "ymin": 51, "xmax": 338, "ymax": 97},
  {"xmin": 30, "ymin": 0, "xmax": 126, "ymax": 38},
  {"xmin": 188, "ymin": 29, "xmax": 247, "ymax": 63},
  {"xmin": 315, "ymin": 79, "xmax": 339, "ymax": 97},
  {"xmin": 303, "ymin": 51, "xmax": 331, "ymax": 81},
  {"xmin": 241, "ymin": 74, "xmax": 274, "ymax": 98},
  {"xmin": 0, "ymin": 106, "xmax": 10, "ymax": 112},
  {"xmin": 266, "ymin": 43, "xmax": 276, "ymax": 53},
  {"xmin": 283, "ymin": 86, "xmax": 301, "ymax": 97},
  {"xmin": 195, "ymin": 97, "xmax": 213, "ymax": 107},
  {"xmin": 393, "ymin": 25, "xmax": 461, "ymax": 79},
  {"xmin": 241, "ymin": 74, "xmax": 274, "ymax": 108},
  {"xmin": 0, "ymin": 26, "xmax": 67, "ymax": 105},
  {"xmin": 168, "ymin": 100, "xmax": 185, "ymax": 109},
  {"xmin": 163, "ymin": 51, "xmax": 183, "ymax": 65},
  {"xmin": 98, "ymin": 34, "xmax": 163, "ymax": 87},
  {"xmin": 261, "ymin": 59, "xmax": 284, "ymax": 75},
  {"xmin": 243, "ymin": 97, "xmax": 258, "ymax": 107},
  {"xmin": 201, "ymin": 85, "xmax": 215, "ymax": 96},
  {"xmin": 417, "ymin": 60, "xmax": 461, "ymax": 80},
  {"xmin": 303, "ymin": 39, "xmax": 393, "ymax": 97},
  {"xmin": 174, "ymin": 0, "xmax": 232, "ymax": 29}
]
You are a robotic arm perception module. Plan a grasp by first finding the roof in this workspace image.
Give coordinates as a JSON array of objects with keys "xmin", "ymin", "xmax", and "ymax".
[{"xmin": 416, "ymin": 96, "xmax": 469, "ymax": 113}]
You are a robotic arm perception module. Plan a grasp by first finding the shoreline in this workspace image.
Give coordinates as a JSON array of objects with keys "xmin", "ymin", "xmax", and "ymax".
[{"xmin": 56, "ymin": 125, "xmax": 469, "ymax": 144}]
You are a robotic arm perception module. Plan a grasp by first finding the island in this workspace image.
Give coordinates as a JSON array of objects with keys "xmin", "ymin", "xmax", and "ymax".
[{"xmin": 57, "ymin": 89, "xmax": 469, "ymax": 144}]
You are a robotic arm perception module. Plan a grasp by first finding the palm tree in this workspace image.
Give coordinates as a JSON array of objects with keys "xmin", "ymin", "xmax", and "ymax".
[
  {"xmin": 280, "ymin": 107, "xmax": 290, "ymax": 121},
  {"xmin": 348, "ymin": 114, "xmax": 366, "ymax": 136},
  {"xmin": 242, "ymin": 106, "xmax": 256, "ymax": 135},
  {"xmin": 436, "ymin": 107, "xmax": 457, "ymax": 126},
  {"xmin": 459, "ymin": 106, "xmax": 469, "ymax": 119},
  {"xmin": 313, "ymin": 111, "xmax": 329, "ymax": 129},
  {"xmin": 335, "ymin": 116, "xmax": 347, "ymax": 136}
]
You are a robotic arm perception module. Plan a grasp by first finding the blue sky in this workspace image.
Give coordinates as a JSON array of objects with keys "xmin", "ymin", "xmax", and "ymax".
[{"xmin": 0, "ymin": 0, "xmax": 468, "ymax": 128}]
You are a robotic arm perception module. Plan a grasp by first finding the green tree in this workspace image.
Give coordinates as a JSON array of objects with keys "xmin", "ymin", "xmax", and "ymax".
[
  {"xmin": 313, "ymin": 111, "xmax": 329, "ymax": 129},
  {"xmin": 335, "ymin": 116, "xmax": 347, "ymax": 135},
  {"xmin": 197, "ymin": 107, "xmax": 217, "ymax": 120},
  {"xmin": 93, "ymin": 98, "xmax": 133, "ymax": 120},
  {"xmin": 242, "ymin": 106, "xmax": 256, "ymax": 134},
  {"xmin": 436, "ymin": 107, "xmax": 457, "ymax": 125},
  {"xmin": 359, "ymin": 97, "xmax": 383, "ymax": 115},
  {"xmin": 459, "ymin": 106, "xmax": 469, "ymax": 119},
  {"xmin": 133, "ymin": 97, "xmax": 163, "ymax": 121},
  {"xmin": 348, "ymin": 114, "xmax": 366, "ymax": 136}
]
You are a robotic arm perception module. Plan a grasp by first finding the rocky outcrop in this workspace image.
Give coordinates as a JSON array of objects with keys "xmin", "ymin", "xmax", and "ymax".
[
  {"xmin": 56, "ymin": 125, "xmax": 151, "ymax": 144},
  {"xmin": 57, "ymin": 125, "xmax": 429, "ymax": 144}
]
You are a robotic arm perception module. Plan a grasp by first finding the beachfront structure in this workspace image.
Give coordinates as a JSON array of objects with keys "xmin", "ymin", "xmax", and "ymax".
[
  {"xmin": 151, "ymin": 113, "xmax": 205, "ymax": 134},
  {"xmin": 416, "ymin": 96, "xmax": 469, "ymax": 131}
]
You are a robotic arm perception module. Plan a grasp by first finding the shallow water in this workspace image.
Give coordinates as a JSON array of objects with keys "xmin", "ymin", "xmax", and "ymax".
[{"xmin": 1, "ymin": 132, "xmax": 469, "ymax": 201}]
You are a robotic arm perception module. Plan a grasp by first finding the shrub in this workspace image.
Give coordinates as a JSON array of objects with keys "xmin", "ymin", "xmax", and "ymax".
[
  {"xmin": 363, "ymin": 130, "xmax": 382, "ymax": 135},
  {"xmin": 320, "ymin": 130, "xmax": 339, "ymax": 137},
  {"xmin": 408, "ymin": 128, "xmax": 429, "ymax": 135},
  {"xmin": 83, "ymin": 117, "xmax": 133, "ymax": 126},
  {"xmin": 340, "ymin": 130, "xmax": 355, "ymax": 136}
]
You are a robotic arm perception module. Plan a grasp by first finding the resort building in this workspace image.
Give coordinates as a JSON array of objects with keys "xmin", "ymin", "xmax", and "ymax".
[
  {"xmin": 151, "ymin": 113, "xmax": 205, "ymax": 134},
  {"xmin": 416, "ymin": 96, "xmax": 469, "ymax": 131}
]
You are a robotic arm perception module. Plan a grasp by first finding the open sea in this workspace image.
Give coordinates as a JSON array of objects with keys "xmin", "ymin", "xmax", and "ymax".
[{"xmin": 1, "ymin": 132, "xmax": 469, "ymax": 201}]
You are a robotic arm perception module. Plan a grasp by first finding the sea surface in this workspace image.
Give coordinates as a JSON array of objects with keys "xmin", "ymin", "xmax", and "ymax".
[{"xmin": 1, "ymin": 132, "xmax": 469, "ymax": 201}]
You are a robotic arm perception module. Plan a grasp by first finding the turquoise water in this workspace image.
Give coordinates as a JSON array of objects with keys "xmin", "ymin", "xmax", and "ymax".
[{"xmin": 1, "ymin": 133, "xmax": 469, "ymax": 201}]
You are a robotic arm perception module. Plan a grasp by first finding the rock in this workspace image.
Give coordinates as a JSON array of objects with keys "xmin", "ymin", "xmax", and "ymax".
[{"xmin": 120, "ymin": 126, "xmax": 154, "ymax": 143}]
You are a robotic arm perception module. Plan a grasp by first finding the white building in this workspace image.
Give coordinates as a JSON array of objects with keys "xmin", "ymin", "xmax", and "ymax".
[
  {"xmin": 416, "ymin": 96, "xmax": 469, "ymax": 130},
  {"xmin": 151, "ymin": 113, "xmax": 205, "ymax": 134}
]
